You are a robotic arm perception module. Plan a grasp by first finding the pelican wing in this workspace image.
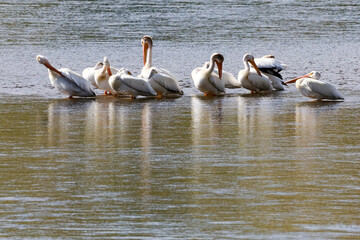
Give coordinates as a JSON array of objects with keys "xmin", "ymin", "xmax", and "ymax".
[
  {"xmin": 157, "ymin": 67, "xmax": 177, "ymax": 80},
  {"xmin": 303, "ymin": 79, "xmax": 344, "ymax": 99},
  {"xmin": 120, "ymin": 75, "xmax": 157, "ymax": 95},
  {"xmin": 191, "ymin": 67, "xmax": 204, "ymax": 79},
  {"xmin": 151, "ymin": 72, "xmax": 182, "ymax": 93},
  {"xmin": 60, "ymin": 68, "xmax": 94, "ymax": 94},
  {"xmin": 213, "ymin": 69, "xmax": 241, "ymax": 88},
  {"xmin": 82, "ymin": 67, "xmax": 99, "ymax": 88},
  {"xmin": 209, "ymin": 73, "xmax": 225, "ymax": 92},
  {"xmin": 248, "ymin": 70, "xmax": 273, "ymax": 91},
  {"xmin": 255, "ymin": 56, "xmax": 287, "ymax": 71}
]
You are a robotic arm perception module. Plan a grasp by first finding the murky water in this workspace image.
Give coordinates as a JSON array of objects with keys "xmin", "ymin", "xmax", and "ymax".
[{"xmin": 0, "ymin": 0, "xmax": 359, "ymax": 239}]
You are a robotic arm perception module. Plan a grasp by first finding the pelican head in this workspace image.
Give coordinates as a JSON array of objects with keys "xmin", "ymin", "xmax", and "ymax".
[
  {"xmin": 243, "ymin": 53, "xmax": 262, "ymax": 76},
  {"xmin": 262, "ymin": 54, "xmax": 275, "ymax": 59},
  {"xmin": 141, "ymin": 35, "xmax": 153, "ymax": 66},
  {"xmin": 286, "ymin": 71, "xmax": 321, "ymax": 84},
  {"xmin": 307, "ymin": 71, "xmax": 321, "ymax": 80},
  {"xmin": 36, "ymin": 55, "xmax": 50, "ymax": 65},
  {"xmin": 103, "ymin": 56, "xmax": 112, "ymax": 76},
  {"xmin": 94, "ymin": 61, "xmax": 104, "ymax": 69},
  {"xmin": 202, "ymin": 61, "xmax": 210, "ymax": 68},
  {"xmin": 36, "ymin": 55, "xmax": 64, "ymax": 76},
  {"xmin": 148, "ymin": 68, "xmax": 158, "ymax": 79},
  {"xmin": 210, "ymin": 53, "xmax": 224, "ymax": 79},
  {"xmin": 117, "ymin": 67, "xmax": 132, "ymax": 76}
]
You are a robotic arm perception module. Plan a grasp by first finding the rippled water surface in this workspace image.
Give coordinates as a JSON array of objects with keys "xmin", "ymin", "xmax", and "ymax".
[{"xmin": 0, "ymin": 0, "xmax": 359, "ymax": 239}]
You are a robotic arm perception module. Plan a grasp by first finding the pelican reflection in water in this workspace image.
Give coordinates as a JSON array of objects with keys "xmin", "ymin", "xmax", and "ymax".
[
  {"xmin": 191, "ymin": 96, "xmax": 224, "ymax": 149},
  {"xmin": 47, "ymin": 99, "xmax": 95, "ymax": 145}
]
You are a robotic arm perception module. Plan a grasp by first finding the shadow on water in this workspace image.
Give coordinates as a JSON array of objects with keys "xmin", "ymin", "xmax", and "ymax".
[{"xmin": 296, "ymin": 100, "xmax": 344, "ymax": 110}]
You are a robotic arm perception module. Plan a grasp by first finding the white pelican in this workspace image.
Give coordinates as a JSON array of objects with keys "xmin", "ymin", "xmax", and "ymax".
[
  {"xmin": 140, "ymin": 35, "xmax": 183, "ymax": 97},
  {"xmin": 82, "ymin": 61, "xmax": 103, "ymax": 89},
  {"xmin": 253, "ymin": 54, "xmax": 288, "ymax": 90},
  {"xmin": 191, "ymin": 53, "xmax": 225, "ymax": 96},
  {"xmin": 109, "ymin": 68, "xmax": 157, "ymax": 98},
  {"xmin": 36, "ymin": 55, "xmax": 95, "ymax": 98},
  {"xmin": 94, "ymin": 57, "xmax": 118, "ymax": 95},
  {"xmin": 238, "ymin": 53, "xmax": 273, "ymax": 93},
  {"xmin": 202, "ymin": 62, "xmax": 241, "ymax": 88},
  {"xmin": 285, "ymin": 71, "xmax": 344, "ymax": 101}
]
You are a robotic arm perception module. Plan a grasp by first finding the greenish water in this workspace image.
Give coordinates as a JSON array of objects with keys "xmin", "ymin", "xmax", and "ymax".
[
  {"xmin": 1, "ymin": 0, "xmax": 360, "ymax": 239},
  {"xmin": 0, "ymin": 94, "xmax": 359, "ymax": 239}
]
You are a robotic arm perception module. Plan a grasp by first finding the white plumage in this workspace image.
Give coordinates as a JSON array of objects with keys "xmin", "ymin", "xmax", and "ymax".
[
  {"xmin": 82, "ymin": 61, "xmax": 103, "ymax": 89},
  {"xmin": 202, "ymin": 62, "xmax": 241, "ymax": 89},
  {"xmin": 192, "ymin": 53, "xmax": 225, "ymax": 95},
  {"xmin": 254, "ymin": 55, "xmax": 287, "ymax": 72},
  {"xmin": 36, "ymin": 55, "xmax": 95, "ymax": 98},
  {"xmin": 109, "ymin": 68, "xmax": 157, "ymax": 98},
  {"xmin": 253, "ymin": 55, "xmax": 288, "ymax": 91},
  {"xmin": 94, "ymin": 56, "xmax": 118, "ymax": 95},
  {"xmin": 285, "ymin": 71, "xmax": 344, "ymax": 100},
  {"xmin": 238, "ymin": 53, "xmax": 273, "ymax": 93},
  {"xmin": 140, "ymin": 35, "xmax": 183, "ymax": 96}
]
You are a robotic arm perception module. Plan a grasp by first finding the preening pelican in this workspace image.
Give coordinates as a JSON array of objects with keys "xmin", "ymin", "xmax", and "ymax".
[
  {"xmin": 140, "ymin": 35, "xmax": 183, "ymax": 96},
  {"xmin": 238, "ymin": 53, "xmax": 273, "ymax": 93},
  {"xmin": 202, "ymin": 62, "xmax": 241, "ymax": 88},
  {"xmin": 192, "ymin": 53, "xmax": 225, "ymax": 96},
  {"xmin": 82, "ymin": 61, "xmax": 103, "ymax": 89},
  {"xmin": 36, "ymin": 55, "xmax": 95, "ymax": 98},
  {"xmin": 253, "ymin": 55, "xmax": 288, "ymax": 90},
  {"xmin": 255, "ymin": 55, "xmax": 287, "ymax": 76},
  {"xmin": 94, "ymin": 57, "xmax": 118, "ymax": 95},
  {"xmin": 285, "ymin": 71, "xmax": 344, "ymax": 101},
  {"xmin": 109, "ymin": 68, "xmax": 157, "ymax": 98}
]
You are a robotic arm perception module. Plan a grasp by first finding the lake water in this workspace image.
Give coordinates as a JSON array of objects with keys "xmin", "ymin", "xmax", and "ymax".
[{"xmin": 0, "ymin": 0, "xmax": 359, "ymax": 239}]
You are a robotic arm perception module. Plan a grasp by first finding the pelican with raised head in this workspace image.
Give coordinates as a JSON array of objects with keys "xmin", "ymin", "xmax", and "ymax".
[
  {"xmin": 94, "ymin": 56, "xmax": 118, "ymax": 95},
  {"xmin": 82, "ymin": 61, "xmax": 103, "ymax": 89},
  {"xmin": 191, "ymin": 53, "xmax": 225, "ymax": 96},
  {"xmin": 285, "ymin": 71, "xmax": 344, "ymax": 101},
  {"xmin": 140, "ymin": 35, "xmax": 183, "ymax": 97},
  {"xmin": 36, "ymin": 55, "xmax": 95, "ymax": 98},
  {"xmin": 238, "ymin": 53, "xmax": 273, "ymax": 93}
]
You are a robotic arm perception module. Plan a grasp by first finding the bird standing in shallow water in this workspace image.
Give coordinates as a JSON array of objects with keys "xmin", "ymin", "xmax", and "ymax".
[
  {"xmin": 191, "ymin": 53, "xmax": 225, "ymax": 96},
  {"xmin": 94, "ymin": 57, "xmax": 118, "ymax": 95},
  {"xmin": 140, "ymin": 35, "xmax": 183, "ymax": 97},
  {"xmin": 285, "ymin": 71, "xmax": 344, "ymax": 101},
  {"xmin": 109, "ymin": 68, "xmax": 157, "ymax": 99},
  {"xmin": 238, "ymin": 53, "xmax": 273, "ymax": 94},
  {"xmin": 82, "ymin": 61, "xmax": 103, "ymax": 89},
  {"xmin": 36, "ymin": 55, "xmax": 95, "ymax": 98},
  {"xmin": 202, "ymin": 61, "xmax": 241, "ymax": 89},
  {"xmin": 253, "ymin": 55, "xmax": 288, "ymax": 90}
]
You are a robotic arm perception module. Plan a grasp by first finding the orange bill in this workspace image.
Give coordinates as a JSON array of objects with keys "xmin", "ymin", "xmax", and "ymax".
[
  {"xmin": 216, "ymin": 61, "xmax": 222, "ymax": 79},
  {"xmin": 285, "ymin": 74, "xmax": 310, "ymax": 84},
  {"xmin": 249, "ymin": 59, "xmax": 262, "ymax": 76},
  {"xmin": 107, "ymin": 67, "xmax": 112, "ymax": 76},
  {"xmin": 143, "ymin": 42, "xmax": 148, "ymax": 66},
  {"xmin": 44, "ymin": 62, "xmax": 65, "ymax": 77}
]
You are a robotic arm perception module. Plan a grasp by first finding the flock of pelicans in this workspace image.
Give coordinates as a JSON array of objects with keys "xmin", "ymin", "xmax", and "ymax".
[{"xmin": 37, "ymin": 35, "xmax": 344, "ymax": 101}]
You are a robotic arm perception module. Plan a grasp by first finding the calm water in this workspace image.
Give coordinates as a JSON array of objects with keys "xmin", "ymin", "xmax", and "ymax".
[{"xmin": 0, "ymin": 0, "xmax": 360, "ymax": 239}]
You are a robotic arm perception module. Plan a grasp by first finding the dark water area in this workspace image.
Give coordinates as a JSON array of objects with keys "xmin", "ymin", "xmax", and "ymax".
[{"xmin": 0, "ymin": 0, "xmax": 359, "ymax": 239}]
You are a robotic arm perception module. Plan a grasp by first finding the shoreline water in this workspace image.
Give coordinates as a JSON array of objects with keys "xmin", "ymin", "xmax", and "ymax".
[{"xmin": 1, "ymin": 0, "xmax": 359, "ymax": 238}]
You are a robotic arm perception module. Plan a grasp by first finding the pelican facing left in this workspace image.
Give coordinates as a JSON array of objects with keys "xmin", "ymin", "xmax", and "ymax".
[
  {"xmin": 37, "ymin": 55, "xmax": 95, "ymax": 98},
  {"xmin": 285, "ymin": 71, "xmax": 344, "ymax": 101}
]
